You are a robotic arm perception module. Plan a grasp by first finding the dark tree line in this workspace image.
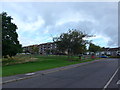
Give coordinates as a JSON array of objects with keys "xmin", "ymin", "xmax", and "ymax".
[{"xmin": 1, "ymin": 12, "xmax": 22, "ymax": 57}]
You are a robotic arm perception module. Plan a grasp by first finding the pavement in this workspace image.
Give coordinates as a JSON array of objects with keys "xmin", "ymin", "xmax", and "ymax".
[
  {"xmin": 2, "ymin": 59, "xmax": 105, "ymax": 84},
  {"xmin": 2, "ymin": 58, "xmax": 120, "ymax": 88}
]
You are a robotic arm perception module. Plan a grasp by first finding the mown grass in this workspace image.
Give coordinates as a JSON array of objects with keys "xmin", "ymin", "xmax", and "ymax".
[{"xmin": 2, "ymin": 55, "xmax": 99, "ymax": 77}]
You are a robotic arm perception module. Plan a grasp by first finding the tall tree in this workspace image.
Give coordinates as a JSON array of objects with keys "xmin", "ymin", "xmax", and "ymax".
[
  {"xmin": 2, "ymin": 12, "xmax": 22, "ymax": 57},
  {"xmin": 88, "ymin": 43, "xmax": 101, "ymax": 54},
  {"xmin": 0, "ymin": 13, "xmax": 2, "ymax": 58},
  {"xmin": 31, "ymin": 46, "xmax": 39, "ymax": 54},
  {"xmin": 53, "ymin": 29, "xmax": 91, "ymax": 56}
]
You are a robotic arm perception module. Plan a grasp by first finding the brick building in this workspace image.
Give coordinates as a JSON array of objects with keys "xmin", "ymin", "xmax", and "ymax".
[
  {"xmin": 23, "ymin": 42, "xmax": 57, "ymax": 55},
  {"xmin": 23, "ymin": 45, "xmax": 39, "ymax": 54},
  {"xmin": 38, "ymin": 42, "xmax": 57, "ymax": 55}
]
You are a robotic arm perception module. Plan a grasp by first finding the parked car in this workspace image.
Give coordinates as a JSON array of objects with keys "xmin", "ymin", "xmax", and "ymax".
[
  {"xmin": 26, "ymin": 53, "xmax": 31, "ymax": 55},
  {"xmin": 100, "ymin": 55, "xmax": 108, "ymax": 58}
]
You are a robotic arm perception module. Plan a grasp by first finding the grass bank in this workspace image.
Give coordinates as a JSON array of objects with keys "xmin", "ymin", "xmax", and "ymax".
[{"xmin": 2, "ymin": 55, "xmax": 100, "ymax": 77}]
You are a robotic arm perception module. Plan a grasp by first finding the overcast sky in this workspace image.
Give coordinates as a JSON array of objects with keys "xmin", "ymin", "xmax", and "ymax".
[{"xmin": 1, "ymin": 2, "xmax": 118, "ymax": 47}]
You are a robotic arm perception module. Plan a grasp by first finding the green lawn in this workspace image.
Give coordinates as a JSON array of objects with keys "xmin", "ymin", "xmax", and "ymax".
[{"xmin": 2, "ymin": 55, "xmax": 99, "ymax": 77}]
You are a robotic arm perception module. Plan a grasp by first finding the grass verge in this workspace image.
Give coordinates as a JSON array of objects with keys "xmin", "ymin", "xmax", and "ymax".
[{"xmin": 2, "ymin": 55, "xmax": 100, "ymax": 77}]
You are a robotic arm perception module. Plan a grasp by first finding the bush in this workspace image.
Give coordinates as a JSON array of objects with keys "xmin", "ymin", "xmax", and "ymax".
[
  {"xmin": 109, "ymin": 56, "xmax": 120, "ymax": 58},
  {"xmin": 2, "ymin": 55, "xmax": 38, "ymax": 66}
]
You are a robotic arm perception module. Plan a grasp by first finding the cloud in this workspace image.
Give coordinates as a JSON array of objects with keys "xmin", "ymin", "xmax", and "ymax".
[
  {"xmin": 11, "ymin": 15, "xmax": 45, "ymax": 33},
  {"xmin": 1, "ymin": 2, "xmax": 118, "ymax": 47}
]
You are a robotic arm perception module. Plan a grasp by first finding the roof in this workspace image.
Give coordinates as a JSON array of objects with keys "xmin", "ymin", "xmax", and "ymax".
[
  {"xmin": 39, "ymin": 42, "xmax": 54, "ymax": 45},
  {"xmin": 22, "ymin": 42, "xmax": 55, "ymax": 48},
  {"xmin": 102, "ymin": 47, "xmax": 120, "ymax": 51}
]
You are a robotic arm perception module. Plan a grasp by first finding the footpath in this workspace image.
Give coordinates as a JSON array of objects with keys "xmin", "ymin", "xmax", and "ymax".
[{"xmin": 1, "ymin": 59, "xmax": 105, "ymax": 84}]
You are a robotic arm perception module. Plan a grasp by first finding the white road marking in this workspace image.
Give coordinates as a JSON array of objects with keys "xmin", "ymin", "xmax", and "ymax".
[
  {"xmin": 103, "ymin": 67, "xmax": 120, "ymax": 90},
  {"xmin": 117, "ymin": 80, "xmax": 120, "ymax": 84},
  {"xmin": 25, "ymin": 73, "xmax": 35, "ymax": 75}
]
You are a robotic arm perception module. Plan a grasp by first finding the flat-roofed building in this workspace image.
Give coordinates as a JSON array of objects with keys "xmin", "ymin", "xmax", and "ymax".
[
  {"xmin": 23, "ymin": 42, "xmax": 57, "ymax": 55},
  {"xmin": 100, "ymin": 47, "xmax": 120, "ymax": 56},
  {"xmin": 23, "ymin": 45, "xmax": 39, "ymax": 54},
  {"xmin": 38, "ymin": 42, "xmax": 57, "ymax": 55}
]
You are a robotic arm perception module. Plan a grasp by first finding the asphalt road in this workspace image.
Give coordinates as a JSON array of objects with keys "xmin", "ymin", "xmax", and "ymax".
[{"xmin": 2, "ymin": 58, "xmax": 119, "ymax": 88}]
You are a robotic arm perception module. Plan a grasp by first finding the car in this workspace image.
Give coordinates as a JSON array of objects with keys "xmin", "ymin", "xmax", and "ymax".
[
  {"xmin": 26, "ymin": 53, "xmax": 31, "ymax": 55},
  {"xmin": 100, "ymin": 55, "xmax": 108, "ymax": 58}
]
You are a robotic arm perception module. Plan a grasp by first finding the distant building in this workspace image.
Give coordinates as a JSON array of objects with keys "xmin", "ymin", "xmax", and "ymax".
[
  {"xmin": 23, "ymin": 45, "xmax": 39, "ymax": 54},
  {"xmin": 23, "ymin": 42, "xmax": 57, "ymax": 55},
  {"xmin": 23, "ymin": 42, "xmax": 120, "ymax": 56},
  {"xmin": 86, "ymin": 47, "xmax": 120, "ymax": 56},
  {"xmin": 38, "ymin": 42, "xmax": 57, "ymax": 55},
  {"xmin": 100, "ymin": 47, "xmax": 120, "ymax": 56}
]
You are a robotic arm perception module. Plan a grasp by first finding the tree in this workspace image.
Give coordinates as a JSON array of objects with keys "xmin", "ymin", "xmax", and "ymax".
[
  {"xmin": 88, "ymin": 43, "xmax": 102, "ymax": 54},
  {"xmin": 31, "ymin": 46, "xmax": 39, "ymax": 54},
  {"xmin": 53, "ymin": 29, "xmax": 91, "ymax": 56},
  {"xmin": 0, "ymin": 13, "xmax": 2, "ymax": 58},
  {"xmin": 2, "ymin": 12, "xmax": 22, "ymax": 57}
]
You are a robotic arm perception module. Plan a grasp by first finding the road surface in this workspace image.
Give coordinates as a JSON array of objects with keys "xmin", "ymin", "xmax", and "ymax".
[{"xmin": 2, "ymin": 58, "xmax": 119, "ymax": 88}]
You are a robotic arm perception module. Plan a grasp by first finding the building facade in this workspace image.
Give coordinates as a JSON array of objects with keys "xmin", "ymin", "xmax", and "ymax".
[
  {"xmin": 86, "ymin": 47, "xmax": 120, "ymax": 56},
  {"xmin": 38, "ymin": 42, "xmax": 57, "ymax": 55},
  {"xmin": 23, "ymin": 42, "xmax": 57, "ymax": 55},
  {"xmin": 100, "ymin": 47, "xmax": 120, "ymax": 56},
  {"xmin": 23, "ymin": 45, "xmax": 39, "ymax": 54},
  {"xmin": 23, "ymin": 42, "xmax": 120, "ymax": 56}
]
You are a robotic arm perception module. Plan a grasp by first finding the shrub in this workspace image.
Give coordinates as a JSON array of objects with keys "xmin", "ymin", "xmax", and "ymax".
[
  {"xmin": 109, "ymin": 56, "xmax": 120, "ymax": 58},
  {"xmin": 2, "ymin": 55, "xmax": 38, "ymax": 66}
]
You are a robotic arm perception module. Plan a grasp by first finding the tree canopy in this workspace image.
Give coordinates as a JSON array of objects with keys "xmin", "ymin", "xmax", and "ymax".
[
  {"xmin": 88, "ymin": 43, "xmax": 102, "ymax": 53},
  {"xmin": 53, "ymin": 29, "xmax": 91, "ymax": 55},
  {"xmin": 2, "ymin": 12, "xmax": 22, "ymax": 57},
  {"xmin": 31, "ymin": 46, "xmax": 39, "ymax": 54}
]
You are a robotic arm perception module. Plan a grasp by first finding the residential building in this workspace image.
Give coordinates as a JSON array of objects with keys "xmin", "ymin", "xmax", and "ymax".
[
  {"xmin": 23, "ymin": 42, "xmax": 57, "ymax": 55},
  {"xmin": 100, "ymin": 47, "xmax": 120, "ymax": 56},
  {"xmin": 38, "ymin": 42, "xmax": 57, "ymax": 55},
  {"xmin": 23, "ymin": 45, "xmax": 39, "ymax": 54},
  {"xmin": 23, "ymin": 42, "xmax": 120, "ymax": 56},
  {"xmin": 86, "ymin": 47, "xmax": 120, "ymax": 56}
]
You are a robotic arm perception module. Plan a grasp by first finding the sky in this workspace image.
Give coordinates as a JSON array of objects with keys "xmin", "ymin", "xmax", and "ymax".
[{"xmin": 1, "ymin": 2, "xmax": 118, "ymax": 48}]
